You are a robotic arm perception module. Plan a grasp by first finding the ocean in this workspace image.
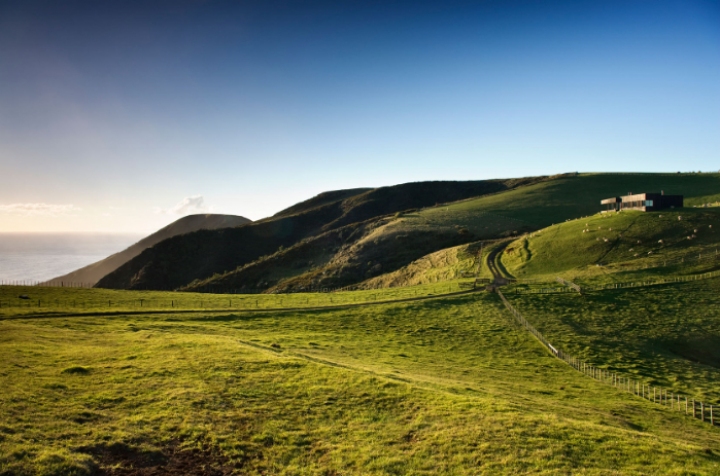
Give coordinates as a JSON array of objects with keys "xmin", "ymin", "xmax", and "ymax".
[{"xmin": 0, "ymin": 233, "xmax": 144, "ymax": 283}]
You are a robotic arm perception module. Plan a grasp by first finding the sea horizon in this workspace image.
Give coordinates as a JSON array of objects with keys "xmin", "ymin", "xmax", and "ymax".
[{"xmin": 0, "ymin": 232, "xmax": 144, "ymax": 283}]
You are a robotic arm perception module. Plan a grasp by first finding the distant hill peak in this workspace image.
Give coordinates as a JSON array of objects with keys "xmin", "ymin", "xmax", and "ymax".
[{"xmin": 48, "ymin": 213, "xmax": 251, "ymax": 286}]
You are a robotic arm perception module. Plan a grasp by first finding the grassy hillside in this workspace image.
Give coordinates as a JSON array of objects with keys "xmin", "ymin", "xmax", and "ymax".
[
  {"xmin": 96, "ymin": 173, "xmax": 720, "ymax": 292},
  {"xmin": 355, "ymin": 241, "xmax": 497, "ymax": 289},
  {"xmin": 50, "ymin": 214, "xmax": 251, "ymax": 286},
  {"xmin": 180, "ymin": 173, "xmax": 720, "ymax": 294},
  {"xmin": 406, "ymin": 172, "xmax": 720, "ymax": 229},
  {"xmin": 502, "ymin": 207, "xmax": 720, "ymax": 283},
  {"xmin": 271, "ymin": 188, "xmax": 372, "ymax": 218},
  {"xmin": 2, "ymin": 293, "xmax": 719, "ymax": 474},
  {"xmin": 99, "ymin": 179, "xmax": 542, "ymax": 292},
  {"xmin": 506, "ymin": 277, "xmax": 720, "ymax": 405}
]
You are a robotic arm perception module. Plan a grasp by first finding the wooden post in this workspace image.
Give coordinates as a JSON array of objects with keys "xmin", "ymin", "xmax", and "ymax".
[
  {"xmin": 685, "ymin": 397, "xmax": 688, "ymax": 414},
  {"xmin": 653, "ymin": 387, "xmax": 656, "ymax": 403},
  {"xmin": 692, "ymin": 400, "xmax": 696, "ymax": 418}
]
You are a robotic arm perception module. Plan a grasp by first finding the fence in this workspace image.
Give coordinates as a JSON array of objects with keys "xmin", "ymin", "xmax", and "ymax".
[
  {"xmin": 513, "ymin": 269, "xmax": 720, "ymax": 295},
  {"xmin": 0, "ymin": 280, "xmax": 94, "ymax": 288},
  {"xmin": 516, "ymin": 247, "xmax": 720, "ymax": 288},
  {"xmin": 496, "ymin": 289, "xmax": 717, "ymax": 427}
]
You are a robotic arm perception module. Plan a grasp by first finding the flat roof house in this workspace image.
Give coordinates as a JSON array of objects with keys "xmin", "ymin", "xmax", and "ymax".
[{"xmin": 601, "ymin": 192, "xmax": 683, "ymax": 212}]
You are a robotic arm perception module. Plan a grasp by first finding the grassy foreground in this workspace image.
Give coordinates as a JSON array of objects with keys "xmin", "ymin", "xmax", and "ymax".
[{"xmin": 1, "ymin": 293, "xmax": 719, "ymax": 475}]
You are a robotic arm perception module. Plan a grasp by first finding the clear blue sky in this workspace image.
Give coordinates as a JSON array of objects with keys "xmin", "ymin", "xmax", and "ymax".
[{"xmin": 1, "ymin": 0, "xmax": 718, "ymax": 232}]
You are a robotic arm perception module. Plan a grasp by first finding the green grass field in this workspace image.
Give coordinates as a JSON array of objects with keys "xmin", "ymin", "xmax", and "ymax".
[
  {"xmin": 2, "ymin": 293, "xmax": 720, "ymax": 475},
  {"xmin": 505, "ymin": 276, "xmax": 720, "ymax": 407},
  {"xmin": 0, "ymin": 280, "xmax": 476, "ymax": 318}
]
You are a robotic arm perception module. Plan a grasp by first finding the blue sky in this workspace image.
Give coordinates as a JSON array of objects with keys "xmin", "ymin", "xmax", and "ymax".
[{"xmin": 1, "ymin": 0, "xmax": 719, "ymax": 232}]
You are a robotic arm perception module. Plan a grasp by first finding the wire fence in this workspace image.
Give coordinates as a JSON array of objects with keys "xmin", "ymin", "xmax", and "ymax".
[
  {"xmin": 513, "ymin": 269, "xmax": 720, "ymax": 295},
  {"xmin": 516, "ymin": 247, "xmax": 720, "ymax": 287},
  {"xmin": 0, "ymin": 280, "xmax": 95, "ymax": 288},
  {"xmin": 496, "ymin": 289, "xmax": 717, "ymax": 427}
]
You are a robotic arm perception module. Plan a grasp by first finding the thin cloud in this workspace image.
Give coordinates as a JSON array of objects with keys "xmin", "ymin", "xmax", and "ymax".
[
  {"xmin": 156, "ymin": 195, "xmax": 209, "ymax": 215},
  {"xmin": 0, "ymin": 203, "xmax": 81, "ymax": 216}
]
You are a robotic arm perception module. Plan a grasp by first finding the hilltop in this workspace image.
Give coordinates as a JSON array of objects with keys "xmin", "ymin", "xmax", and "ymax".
[
  {"xmin": 50, "ymin": 214, "xmax": 251, "ymax": 286},
  {"xmin": 501, "ymin": 207, "xmax": 720, "ymax": 283},
  {"xmin": 96, "ymin": 172, "xmax": 720, "ymax": 292},
  {"xmin": 96, "ymin": 177, "xmax": 546, "ymax": 291}
]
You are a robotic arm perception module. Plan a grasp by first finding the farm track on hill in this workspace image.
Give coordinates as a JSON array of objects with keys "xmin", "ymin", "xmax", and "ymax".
[{"xmin": 486, "ymin": 240, "xmax": 514, "ymax": 284}]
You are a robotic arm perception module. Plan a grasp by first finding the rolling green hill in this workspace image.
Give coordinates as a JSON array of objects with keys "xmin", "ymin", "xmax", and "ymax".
[
  {"xmin": 97, "ymin": 178, "xmax": 546, "ymax": 291},
  {"xmin": 403, "ymin": 172, "xmax": 720, "ymax": 229},
  {"xmin": 187, "ymin": 172, "xmax": 720, "ymax": 293},
  {"xmin": 96, "ymin": 173, "xmax": 720, "ymax": 293},
  {"xmin": 48, "ymin": 214, "xmax": 251, "ymax": 286},
  {"xmin": 501, "ymin": 207, "xmax": 720, "ymax": 283}
]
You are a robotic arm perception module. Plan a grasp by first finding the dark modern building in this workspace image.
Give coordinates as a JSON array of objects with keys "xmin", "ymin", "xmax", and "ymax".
[{"xmin": 600, "ymin": 192, "xmax": 683, "ymax": 212}]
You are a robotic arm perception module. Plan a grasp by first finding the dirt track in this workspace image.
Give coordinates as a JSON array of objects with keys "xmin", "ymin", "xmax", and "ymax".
[{"xmin": 485, "ymin": 240, "xmax": 514, "ymax": 285}]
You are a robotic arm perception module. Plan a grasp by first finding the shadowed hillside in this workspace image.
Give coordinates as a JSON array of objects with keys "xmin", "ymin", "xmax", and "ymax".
[
  {"xmin": 96, "ymin": 178, "xmax": 546, "ymax": 291},
  {"xmin": 185, "ymin": 172, "xmax": 720, "ymax": 293},
  {"xmin": 49, "ymin": 214, "xmax": 251, "ymax": 286},
  {"xmin": 98, "ymin": 173, "xmax": 720, "ymax": 292}
]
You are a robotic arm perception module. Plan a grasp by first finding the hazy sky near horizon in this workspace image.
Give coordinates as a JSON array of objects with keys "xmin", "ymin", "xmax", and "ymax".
[{"xmin": 1, "ymin": 0, "xmax": 719, "ymax": 233}]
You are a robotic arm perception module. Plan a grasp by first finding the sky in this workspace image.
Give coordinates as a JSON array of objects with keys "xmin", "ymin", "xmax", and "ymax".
[{"xmin": 1, "ymin": 0, "xmax": 719, "ymax": 233}]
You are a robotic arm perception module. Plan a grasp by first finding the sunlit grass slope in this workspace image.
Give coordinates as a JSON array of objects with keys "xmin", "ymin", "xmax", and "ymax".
[
  {"xmin": 506, "ymin": 277, "xmax": 720, "ymax": 406},
  {"xmin": 399, "ymin": 172, "xmax": 720, "ymax": 231},
  {"xmin": 172, "ymin": 173, "xmax": 720, "ymax": 293},
  {"xmin": 1, "ymin": 294, "xmax": 719, "ymax": 474},
  {"xmin": 0, "ymin": 282, "xmax": 471, "ymax": 318},
  {"xmin": 356, "ymin": 242, "xmax": 485, "ymax": 289},
  {"xmin": 501, "ymin": 208, "xmax": 720, "ymax": 283}
]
